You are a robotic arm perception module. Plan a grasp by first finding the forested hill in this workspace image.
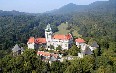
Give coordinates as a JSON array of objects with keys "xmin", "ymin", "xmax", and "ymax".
[
  {"xmin": 0, "ymin": 14, "xmax": 69, "ymax": 50},
  {"xmin": 0, "ymin": 0, "xmax": 116, "ymax": 73},
  {"xmin": 0, "ymin": 10, "xmax": 25, "ymax": 16},
  {"xmin": 0, "ymin": 0, "xmax": 115, "ymax": 15},
  {"xmin": 0, "ymin": 0, "xmax": 116, "ymax": 52},
  {"xmin": 0, "ymin": 10, "xmax": 37, "ymax": 16},
  {"xmin": 47, "ymin": 0, "xmax": 116, "ymax": 14}
]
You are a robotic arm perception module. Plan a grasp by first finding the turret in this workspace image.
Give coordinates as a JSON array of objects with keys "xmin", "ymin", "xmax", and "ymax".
[{"xmin": 45, "ymin": 24, "xmax": 52, "ymax": 42}]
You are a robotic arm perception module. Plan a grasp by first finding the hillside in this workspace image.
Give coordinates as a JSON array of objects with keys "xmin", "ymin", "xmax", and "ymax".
[
  {"xmin": 47, "ymin": 0, "xmax": 116, "ymax": 14},
  {"xmin": 0, "ymin": 0, "xmax": 115, "ymax": 50},
  {"xmin": 0, "ymin": 0, "xmax": 116, "ymax": 73},
  {"xmin": 55, "ymin": 23, "xmax": 82, "ymax": 38}
]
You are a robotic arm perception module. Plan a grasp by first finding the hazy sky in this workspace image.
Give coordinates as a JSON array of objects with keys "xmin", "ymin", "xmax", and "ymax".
[{"xmin": 0, "ymin": 0, "xmax": 109, "ymax": 13}]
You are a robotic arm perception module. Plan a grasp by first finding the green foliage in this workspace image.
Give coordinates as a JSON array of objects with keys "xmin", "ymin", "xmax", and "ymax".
[
  {"xmin": 39, "ymin": 47, "xmax": 46, "ymax": 51},
  {"xmin": 109, "ymin": 42, "xmax": 116, "ymax": 52},
  {"xmin": 0, "ymin": 14, "xmax": 68, "ymax": 50},
  {"xmin": 68, "ymin": 44, "xmax": 80, "ymax": 56},
  {"xmin": 50, "ymin": 45, "xmax": 54, "ymax": 49},
  {"xmin": 95, "ymin": 56, "xmax": 110, "ymax": 69},
  {"xmin": 82, "ymin": 55, "xmax": 95, "ymax": 73},
  {"xmin": 64, "ymin": 59, "xmax": 83, "ymax": 73},
  {"xmin": 96, "ymin": 65, "xmax": 113, "ymax": 73},
  {"xmin": 0, "ymin": 0, "xmax": 116, "ymax": 72},
  {"xmin": 88, "ymin": 38, "xmax": 96, "ymax": 45},
  {"xmin": 56, "ymin": 45, "xmax": 62, "ymax": 51},
  {"xmin": 50, "ymin": 61, "xmax": 64, "ymax": 73},
  {"xmin": 93, "ymin": 48, "xmax": 100, "ymax": 57},
  {"xmin": 0, "ymin": 49, "xmax": 48, "ymax": 73},
  {"xmin": 0, "ymin": 48, "xmax": 116, "ymax": 73}
]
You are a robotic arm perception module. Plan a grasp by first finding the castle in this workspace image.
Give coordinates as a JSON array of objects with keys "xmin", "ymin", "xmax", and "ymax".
[
  {"xmin": 27, "ymin": 24, "xmax": 99, "ymax": 58},
  {"xmin": 27, "ymin": 24, "xmax": 73, "ymax": 50}
]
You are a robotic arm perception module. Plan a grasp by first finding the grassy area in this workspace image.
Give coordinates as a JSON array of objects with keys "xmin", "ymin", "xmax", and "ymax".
[
  {"xmin": 55, "ymin": 23, "xmax": 82, "ymax": 38},
  {"xmin": 55, "ymin": 23, "xmax": 70, "ymax": 34}
]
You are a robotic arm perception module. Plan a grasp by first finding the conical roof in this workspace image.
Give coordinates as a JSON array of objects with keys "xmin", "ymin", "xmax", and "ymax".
[
  {"xmin": 12, "ymin": 44, "xmax": 21, "ymax": 52},
  {"xmin": 91, "ymin": 41, "xmax": 99, "ymax": 47},
  {"xmin": 46, "ymin": 23, "xmax": 52, "ymax": 31}
]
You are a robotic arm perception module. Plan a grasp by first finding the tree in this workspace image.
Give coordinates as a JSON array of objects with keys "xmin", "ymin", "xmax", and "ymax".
[
  {"xmin": 0, "ymin": 49, "xmax": 48, "ymax": 73},
  {"xmin": 56, "ymin": 45, "xmax": 62, "ymax": 51},
  {"xmin": 82, "ymin": 55, "xmax": 95, "ymax": 73},
  {"xmin": 50, "ymin": 45, "xmax": 54, "ymax": 49},
  {"xmin": 68, "ymin": 44, "xmax": 80, "ymax": 56},
  {"xmin": 109, "ymin": 42, "xmax": 116, "ymax": 52},
  {"xmin": 93, "ymin": 48, "xmax": 100, "ymax": 57},
  {"xmin": 113, "ymin": 61, "xmax": 116, "ymax": 72},
  {"xmin": 50, "ymin": 61, "xmax": 64, "ymax": 73},
  {"xmin": 21, "ymin": 49, "xmax": 48, "ymax": 72},
  {"xmin": 95, "ymin": 56, "xmax": 110, "ymax": 69},
  {"xmin": 64, "ymin": 59, "xmax": 83, "ymax": 73},
  {"xmin": 96, "ymin": 65, "xmax": 113, "ymax": 73},
  {"xmin": 39, "ymin": 47, "xmax": 45, "ymax": 51}
]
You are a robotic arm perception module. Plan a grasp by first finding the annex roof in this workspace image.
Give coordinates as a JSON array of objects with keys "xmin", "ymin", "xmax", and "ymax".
[
  {"xmin": 35, "ymin": 38, "xmax": 46, "ymax": 44},
  {"xmin": 91, "ymin": 41, "xmax": 99, "ymax": 47},
  {"xmin": 37, "ymin": 51, "xmax": 59, "ymax": 58},
  {"xmin": 75, "ymin": 38, "xmax": 85, "ymax": 43},
  {"xmin": 27, "ymin": 37, "xmax": 35, "ymax": 44},
  {"xmin": 37, "ymin": 51, "xmax": 51, "ymax": 57},
  {"xmin": 27, "ymin": 37, "xmax": 46, "ymax": 44}
]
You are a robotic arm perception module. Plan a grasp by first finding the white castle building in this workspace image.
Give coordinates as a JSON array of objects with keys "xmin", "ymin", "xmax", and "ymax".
[
  {"xmin": 27, "ymin": 24, "xmax": 99, "ymax": 58},
  {"xmin": 27, "ymin": 24, "xmax": 73, "ymax": 50}
]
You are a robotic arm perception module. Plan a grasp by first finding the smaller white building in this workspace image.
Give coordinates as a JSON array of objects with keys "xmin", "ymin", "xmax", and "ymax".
[
  {"xmin": 75, "ymin": 38, "xmax": 98, "ymax": 58},
  {"xmin": 27, "ymin": 37, "xmax": 46, "ymax": 49},
  {"xmin": 27, "ymin": 37, "xmax": 35, "ymax": 49},
  {"xmin": 75, "ymin": 38, "xmax": 86, "ymax": 48}
]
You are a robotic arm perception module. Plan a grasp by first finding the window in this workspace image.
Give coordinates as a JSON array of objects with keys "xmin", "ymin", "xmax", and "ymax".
[{"xmin": 65, "ymin": 44, "xmax": 67, "ymax": 47}]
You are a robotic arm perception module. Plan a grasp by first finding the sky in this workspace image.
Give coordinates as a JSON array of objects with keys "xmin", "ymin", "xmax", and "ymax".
[{"xmin": 0, "ymin": 0, "xmax": 109, "ymax": 13}]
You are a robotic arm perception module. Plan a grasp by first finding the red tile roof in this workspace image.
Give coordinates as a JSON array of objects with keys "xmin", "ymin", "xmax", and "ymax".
[
  {"xmin": 28, "ymin": 37, "xmax": 46, "ymax": 44},
  {"xmin": 53, "ymin": 34, "xmax": 72, "ymax": 40},
  {"xmin": 75, "ymin": 38, "xmax": 85, "ymax": 43},
  {"xmin": 28, "ymin": 37, "xmax": 35, "ymax": 43},
  {"xmin": 52, "ymin": 54, "xmax": 58, "ymax": 58},
  {"xmin": 37, "ymin": 51, "xmax": 59, "ymax": 58},
  {"xmin": 37, "ymin": 51, "xmax": 51, "ymax": 57},
  {"xmin": 35, "ymin": 38, "xmax": 46, "ymax": 44}
]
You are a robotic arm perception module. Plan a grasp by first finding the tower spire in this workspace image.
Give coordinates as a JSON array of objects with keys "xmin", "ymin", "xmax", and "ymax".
[
  {"xmin": 45, "ymin": 23, "xmax": 53, "ymax": 49},
  {"xmin": 46, "ymin": 23, "xmax": 52, "ymax": 32}
]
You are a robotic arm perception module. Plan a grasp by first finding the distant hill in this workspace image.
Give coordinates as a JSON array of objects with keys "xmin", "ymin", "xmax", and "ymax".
[
  {"xmin": 47, "ymin": 0, "xmax": 116, "ymax": 14},
  {"xmin": 46, "ymin": 3, "xmax": 87, "ymax": 14},
  {"xmin": 0, "ymin": 0, "xmax": 116, "ymax": 50},
  {"xmin": 0, "ymin": 10, "xmax": 37, "ymax": 16},
  {"xmin": 87, "ymin": 0, "xmax": 116, "ymax": 13},
  {"xmin": 0, "ymin": 10, "xmax": 24, "ymax": 16},
  {"xmin": 0, "ymin": 0, "xmax": 115, "ymax": 15}
]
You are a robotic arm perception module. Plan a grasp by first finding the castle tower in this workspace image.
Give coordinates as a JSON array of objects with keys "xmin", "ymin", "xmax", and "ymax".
[{"xmin": 45, "ymin": 24, "xmax": 52, "ymax": 43}]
